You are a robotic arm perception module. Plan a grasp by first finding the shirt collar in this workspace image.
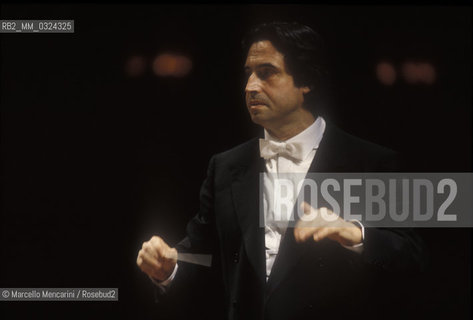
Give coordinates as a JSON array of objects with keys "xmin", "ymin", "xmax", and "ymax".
[{"xmin": 264, "ymin": 116, "xmax": 326, "ymax": 161}]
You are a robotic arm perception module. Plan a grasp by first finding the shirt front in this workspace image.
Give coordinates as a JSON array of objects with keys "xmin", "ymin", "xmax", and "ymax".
[{"xmin": 262, "ymin": 116, "xmax": 326, "ymax": 280}]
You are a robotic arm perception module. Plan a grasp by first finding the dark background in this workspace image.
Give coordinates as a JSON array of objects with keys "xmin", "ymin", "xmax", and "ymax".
[{"xmin": 0, "ymin": 4, "xmax": 471, "ymax": 319}]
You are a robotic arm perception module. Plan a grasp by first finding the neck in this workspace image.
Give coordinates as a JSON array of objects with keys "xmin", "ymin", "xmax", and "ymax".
[{"xmin": 265, "ymin": 110, "xmax": 316, "ymax": 141}]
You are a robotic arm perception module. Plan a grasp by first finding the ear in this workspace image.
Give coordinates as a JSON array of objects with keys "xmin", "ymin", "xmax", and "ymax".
[{"xmin": 301, "ymin": 86, "xmax": 311, "ymax": 94}]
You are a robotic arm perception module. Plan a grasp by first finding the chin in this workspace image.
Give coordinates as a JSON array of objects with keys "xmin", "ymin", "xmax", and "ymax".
[
  {"xmin": 249, "ymin": 113, "xmax": 262, "ymax": 125},
  {"xmin": 250, "ymin": 114, "xmax": 270, "ymax": 127}
]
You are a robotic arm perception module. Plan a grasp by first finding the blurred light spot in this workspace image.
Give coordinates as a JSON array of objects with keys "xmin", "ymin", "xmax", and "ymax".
[
  {"xmin": 153, "ymin": 53, "xmax": 192, "ymax": 77},
  {"xmin": 419, "ymin": 63, "xmax": 436, "ymax": 84},
  {"xmin": 402, "ymin": 62, "xmax": 436, "ymax": 85},
  {"xmin": 125, "ymin": 55, "xmax": 146, "ymax": 77},
  {"xmin": 376, "ymin": 62, "xmax": 396, "ymax": 85}
]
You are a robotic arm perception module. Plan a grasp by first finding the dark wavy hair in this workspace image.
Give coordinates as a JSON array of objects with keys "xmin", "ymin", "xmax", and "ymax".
[{"xmin": 242, "ymin": 21, "xmax": 331, "ymax": 116}]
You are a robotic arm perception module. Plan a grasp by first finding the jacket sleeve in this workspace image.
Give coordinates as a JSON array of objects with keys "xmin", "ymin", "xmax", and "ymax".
[{"xmin": 361, "ymin": 150, "xmax": 428, "ymax": 273}]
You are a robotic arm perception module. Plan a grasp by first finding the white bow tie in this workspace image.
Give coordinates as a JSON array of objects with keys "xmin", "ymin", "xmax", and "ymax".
[{"xmin": 259, "ymin": 139, "xmax": 305, "ymax": 162}]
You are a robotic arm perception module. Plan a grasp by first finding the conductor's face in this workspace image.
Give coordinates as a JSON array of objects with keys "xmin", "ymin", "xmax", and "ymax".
[{"xmin": 244, "ymin": 40, "xmax": 310, "ymax": 129}]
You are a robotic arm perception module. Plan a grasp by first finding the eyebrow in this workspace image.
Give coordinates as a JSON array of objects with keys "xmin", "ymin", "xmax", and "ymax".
[{"xmin": 244, "ymin": 63, "xmax": 279, "ymax": 72}]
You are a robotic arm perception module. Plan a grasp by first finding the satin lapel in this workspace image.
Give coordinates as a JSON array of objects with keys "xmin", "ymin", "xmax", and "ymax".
[
  {"xmin": 264, "ymin": 186, "xmax": 310, "ymax": 299},
  {"xmin": 231, "ymin": 155, "xmax": 266, "ymax": 284},
  {"xmin": 310, "ymin": 122, "xmax": 354, "ymax": 173},
  {"xmin": 265, "ymin": 121, "xmax": 353, "ymax": 300}
]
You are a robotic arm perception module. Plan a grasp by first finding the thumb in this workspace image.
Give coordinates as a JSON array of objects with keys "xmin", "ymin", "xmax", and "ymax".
[
  {"xmin": 166, "ymin": 247, "xmax": 178, "ymax": 261},
  {"xmin": 301, "ymin": 201, "xmax": 313, "ymax": 215},
  {"xmin": 297, "ymin": 201, "xmax": 319, "ymax": 224}
]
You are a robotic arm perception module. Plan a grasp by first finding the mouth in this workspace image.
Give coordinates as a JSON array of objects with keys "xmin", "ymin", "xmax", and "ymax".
[{"xmin": 248, "ymin": 101, "xmax": 267, "ymax": 108}]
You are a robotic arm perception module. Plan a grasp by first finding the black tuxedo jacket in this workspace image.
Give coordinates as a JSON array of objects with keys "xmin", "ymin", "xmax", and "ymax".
[{"xmin": 158, "ymin": 122, "xmax": 426, "ymax": 320}]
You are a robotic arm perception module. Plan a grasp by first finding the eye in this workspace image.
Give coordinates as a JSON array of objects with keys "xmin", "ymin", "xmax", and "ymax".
[{"xmin": 257, "ymin": 67, "xmax": 276, "ymax": 80}]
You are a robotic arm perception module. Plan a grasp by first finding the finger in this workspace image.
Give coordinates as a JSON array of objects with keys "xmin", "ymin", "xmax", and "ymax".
[
  {"xmin": 318, "ymin": 207, "xmax": 335, "ymax": 224},
  {"xmin": 301, "ymin": 201, "xmax": 313, "ymax": 215},
  {"xmin": 142, "ymin": 242, "xmax": 159, "ymax": 259},
  {"xmin": 294, "ymin": 226, "xmax": 318, "ymax": 243},
  {"xmin": 300, "ymin": 203, "xmax": 333, "ymax": 227},
  {"xmin": 137, "ymin": 249, "xmax": 146, "ymax": 266},
  {"xmin": 140, "ymin": 250, "xmax": 162, "ymax": 271},
  {"xmin": 150, "ymin": 236, "xmax": 172, "ymax": 259},
  {"xmin": 149, "ymin": 236, "xmax": 165, "ymax": 250},
  {"xmin": 138, "ymin": 248, "xmax": 159, "ymax": 266},
  {"xmin": 164, "ymin": 247, "xmax": 178, "ymax": 261},
  {"xmin": 312, "ymin": 227, "xmax": 336, "ymax": 242},
  {"xmin": 157, "ymin": 246, "xmax": 176, "ymax": 262},
  {"xmin": 294, "ymin": 217, "xmax": 310, "ymax": 229},
  {"xmin": 137, "ymin": 250, "xmax": 159, "ymax": 278}
]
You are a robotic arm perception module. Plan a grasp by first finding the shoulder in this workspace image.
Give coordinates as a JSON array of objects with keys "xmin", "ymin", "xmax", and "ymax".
[
  {"xmin": 343, "ymin": 127, "xmax": 395, "ymax": 158},
  {"xmin": 321, "ymin": 121, "xmax": 399, "ymax": 171},
  {"xmin": 326, "ymin": 122, "xmax": 396, "ymax": 156},
  {"xmin": 207, "ymin": 138, "xmax": 260, "ymax": 170}
]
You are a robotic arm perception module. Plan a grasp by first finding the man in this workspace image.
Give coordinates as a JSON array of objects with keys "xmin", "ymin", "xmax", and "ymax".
[{"xmin": 137, "ymin": 22, "xmax": 426, "ymax": 320}]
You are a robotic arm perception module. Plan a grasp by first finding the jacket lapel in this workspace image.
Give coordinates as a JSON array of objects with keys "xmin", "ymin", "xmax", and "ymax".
[
  {"xmin": 231, "ymin": 146, "xmax": 267, "ymax": 285},
  {"xmin": 309, "ymin": 122, "xmax": 354, "ymax": 173},
  {"xmin": 265, "ymin": 121, "xmax": 355, "ymax": 300},
  {"xmin": 264, "ymin": 210, "xmax": 308, "ymax": 300}
]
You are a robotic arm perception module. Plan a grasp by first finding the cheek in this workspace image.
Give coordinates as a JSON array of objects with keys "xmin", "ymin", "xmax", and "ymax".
[{"xmin": 273, "ymin": 88, "xmax": 301, "ymax": 107}]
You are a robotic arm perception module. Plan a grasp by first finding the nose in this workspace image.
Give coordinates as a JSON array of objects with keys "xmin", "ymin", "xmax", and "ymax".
[{"xmin": 245, "ymin": 73, "xmax": 262, "ymax": 94}]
